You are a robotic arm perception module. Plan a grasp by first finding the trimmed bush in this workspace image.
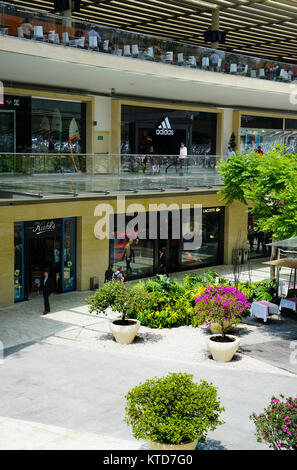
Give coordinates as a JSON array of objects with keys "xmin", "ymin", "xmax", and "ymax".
[{"xmin": 125, "ymin": 372, "xmax": 225, "ymax": 445}]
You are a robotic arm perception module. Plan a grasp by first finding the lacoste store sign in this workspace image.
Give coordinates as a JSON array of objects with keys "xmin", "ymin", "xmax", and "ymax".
[{"xmin": 156, "ymin": 117, "xmax": 174, "ymax": 136}]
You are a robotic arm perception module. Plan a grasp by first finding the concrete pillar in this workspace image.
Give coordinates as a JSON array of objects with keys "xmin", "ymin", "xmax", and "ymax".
[
  {"xmin": 224, "ymin": 201, "xmax": 248, "ymax": 265},
  {"xmin": 211, "ymin": 9, "xmax": 220, "ymax": 49}
]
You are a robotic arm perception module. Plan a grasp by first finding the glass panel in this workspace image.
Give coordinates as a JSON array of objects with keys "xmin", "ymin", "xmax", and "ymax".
[
  {"xmin": 0, "ymin": 111, "xmax": 15, "ymax": 152},
  {"xmin": 14, "ymin": 222, "xmax": 24, "ymax": 302},
  {"xmin": 110, "ymin": 214, "xmax": 154, "ymax": 279},
  {"xmin": 180, "ymin": 208, "xmax": 222, "ymax": 267},
  {"xmin": 240, "ymin": 127, "xmax": 283, "ymax": 153},
  {"xmin": 63, "ymin": 218, "xmax": 76, "ymax": 291}
]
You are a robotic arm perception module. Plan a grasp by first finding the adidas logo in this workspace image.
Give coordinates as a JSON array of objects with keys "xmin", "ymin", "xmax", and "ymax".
[{"xmin": 156, "ymin": 117, "xmax": 174, "ymax": 136}]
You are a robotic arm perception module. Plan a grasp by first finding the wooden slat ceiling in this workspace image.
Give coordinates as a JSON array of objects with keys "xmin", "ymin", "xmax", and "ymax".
[{"xmin": 8, "ymin": 0, "xmax": 297, "ymax": 62}]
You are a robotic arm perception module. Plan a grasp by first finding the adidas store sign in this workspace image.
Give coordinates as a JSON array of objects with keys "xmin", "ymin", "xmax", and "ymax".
[{"xmin": 156, "ymin": 117, "xmax": 174, "ymax": 136}]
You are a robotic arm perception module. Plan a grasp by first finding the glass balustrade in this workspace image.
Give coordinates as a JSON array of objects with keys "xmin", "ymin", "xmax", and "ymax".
[{"xmin": 0, "ymin": 1, "xmax": 296, "ymax": 83}]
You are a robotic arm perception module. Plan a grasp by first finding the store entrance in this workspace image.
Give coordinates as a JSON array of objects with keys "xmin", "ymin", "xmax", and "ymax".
[{"xmin": 25, "ymin": 236, "xmax": 62, "ymax": 296}]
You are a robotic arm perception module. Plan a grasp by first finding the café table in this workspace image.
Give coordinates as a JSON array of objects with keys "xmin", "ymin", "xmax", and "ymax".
[
  {"xmin": 280, "ymin": 297, "xmax": 297, "ymax": 312},
  {"xmin": 250, "ymin": 300, "xmax": 280, "ymax": 323}
]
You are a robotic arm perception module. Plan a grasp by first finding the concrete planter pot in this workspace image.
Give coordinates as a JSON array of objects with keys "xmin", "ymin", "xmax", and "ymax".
[
  {"xmin": 109, "ymin": 319, "xmax": 140, "ymax": 344},
  {"xmin": 148, "ymin": 438, "xmax": 198, "ymax": 450},
  {"xmin": 207, "ymin": 334, "xmax": 240, "ymax": 362}
]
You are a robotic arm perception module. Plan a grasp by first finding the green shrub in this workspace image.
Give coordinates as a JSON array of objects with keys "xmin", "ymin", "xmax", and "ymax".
[
  {"xmin": 182, "ymin": 273, "xmax": 205, "ymax": 290},
  {"xmin": 237, "ymin": 280, "xmax": 279, "ymax": 305},
  {"xmin": 250, "ymin": 394, "xmax": 297, "ymax": 450},
  {"xmin": 125, "ymin": 372, "xmax": 225, "ymax": 445},
  {"xmin": 87, "ymin": 281, "xmax": 128, "ymax": 317}
]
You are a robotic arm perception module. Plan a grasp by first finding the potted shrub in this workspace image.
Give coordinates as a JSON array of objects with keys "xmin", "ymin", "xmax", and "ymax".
[
  {"xmin": 125, "ymin": 372, "xmax": 225, "ymax": 450},
  {"xmin": 195, "ymin": 286, "xmax": 250, "ymax": 362},
  {"xmin": 250, "ymin": 394, "xmax": 297, "ymax": 450},
  {"xmin": 87, "ymin": 281, "xmax": 140, "ymax": 344}
]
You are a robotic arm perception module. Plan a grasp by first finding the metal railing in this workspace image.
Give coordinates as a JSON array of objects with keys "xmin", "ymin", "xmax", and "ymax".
[
  {"xmin": 0, "ymin": 152, "xmax": 225, "ymax": 176},
  {"xmin": 0, "ymin": 1, "xmax": 296, "ymax": 83}
]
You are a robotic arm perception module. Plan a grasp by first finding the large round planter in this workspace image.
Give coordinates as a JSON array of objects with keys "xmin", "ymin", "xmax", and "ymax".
[
  {"xmin": 148, "ymin": 439, "xmax": 198, "ymax": 450},
  {"xmin": 109, "ymin": 319, "xmax": 140, "ymax": 344},
  {"xmin": 206, "ymin": 334, "xmax": 240, "ymax": 362}
]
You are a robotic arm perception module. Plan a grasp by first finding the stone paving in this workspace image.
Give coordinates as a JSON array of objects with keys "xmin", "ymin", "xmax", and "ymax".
[{"xmin": 0, "ymin": 258, "xmax": 296, "ymax": 450}]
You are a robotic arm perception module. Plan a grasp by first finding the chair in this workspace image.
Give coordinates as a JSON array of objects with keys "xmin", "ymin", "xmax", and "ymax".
[
  {"xmin": 17, "ymin": 27, "xmax": 24, "ymax": 38},
  {"xmin": 76, "ymin": 37, "xmax": 85, "ymax": 48},
  {"xmin": 48, "ymin": 31, "xmax": 56, "ymax": 43},
  {"xmin": 33, "ymin": 26, "xmax": 44, "ymax": 41},
  {"xmin": 132, "ymin": 44, "xmax": 139, "ymax": 57},
  {"xmin": 202, "ymin": 56, "xmax": 209, "ymax": 68},
  {"xmin": 230, "ymin": 63, "xmax": 237, "ymax": 73},
  {"xmin": 144, "ymin": 46, "xmax": 154, "ymax": 60},
  {"xmin": 187, "ymin": 56, "xmax": 196, "ymax": 67},
  {"xmin": 165, "ymin": 51, "xmax": 173, "ymax": 63},
  {"xmin": 251, "ymin": 69, "xmax": 257, "ymax": 78},
  {"xmin": 124, "ymin": 45, "xmax": 131, "ymax": 56},
  {"xmin": 259, "ymin": 68, "xmax": 265, "ymax": 78},
  {"xmin": 177, "ymin": 53, "xmax": 184, "ymax": 65},
  {"xmin": 103, "ymin": 40, "xmax": 109, "ymax": 52},
  {"xmin": 62, "ymin": 32, "xmax": 69, "ymax": 45},
  {"xmin": 89, "ymin": 36, "xmax": 98, "ymax": 50},
  {"xmin": 280, "ymin": 69, "xmax": 289, "ymax": 81},
  {"xmin": 243, "ymin": 64, "xmax": 248, "ymax": 75},
  {"xmin": 116, "ymin": 48, "xmax": 123, "ymax": 56},
  {"xmin": 217, "ymin": 57, "xmax": 222, "ymax": 70}
]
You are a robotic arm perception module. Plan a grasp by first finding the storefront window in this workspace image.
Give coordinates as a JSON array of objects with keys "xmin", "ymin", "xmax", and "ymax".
[
  {"xmin": 14, "ymin": 223, "xmax": 24, "ymax": 302},
  {"xmin": 62, "ymin": 218, "xmax": 76, "ymax": 291},
  {"xmin": 247, "ymin": 213, "xmax": 271, "ymax": 259},
  {"xmin": 180, "ymin": 208, "xmax": 223, "ymax": 267},
  {"xmin": 110, "ymin": 214, "xmax": 154, "ymax": 279},
  {"xmin": 121, "ymin": 105, "xmax": 217, "ymax": 156},
  {"xmin": 240, "ymin": 115, "xmax": 283, "ymax": 153}
]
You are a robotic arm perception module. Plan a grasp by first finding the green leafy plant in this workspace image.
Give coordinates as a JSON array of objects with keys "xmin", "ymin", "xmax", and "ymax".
[
  {"xmin": 125, "ymin": 372, "xmax": 225, "ymax": 445},
  {"xmin": 250, "ymin": 394, "xmax": 297, "ymax": 450}
]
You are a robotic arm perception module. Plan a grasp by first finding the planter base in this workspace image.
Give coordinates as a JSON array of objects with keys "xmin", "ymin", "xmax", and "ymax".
[
  {"xmin": 109, "ymin": 319, "xmax": 140, "ymax": 344},
  {"xmin": 207, "ymin": 334, "xmax": 240, "ymax": 362}
]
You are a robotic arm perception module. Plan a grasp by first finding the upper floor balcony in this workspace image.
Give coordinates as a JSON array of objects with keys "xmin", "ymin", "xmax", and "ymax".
[{"xmin": 0, "ymin": 0, "xmax": 296, "ymax": 85}]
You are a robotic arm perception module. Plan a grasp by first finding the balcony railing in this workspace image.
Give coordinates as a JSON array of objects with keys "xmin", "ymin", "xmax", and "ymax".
[
  {"xmin": 0, "ymin": 1, "xmax": 296, "ymax": 83},
  {"xmin": 0, "ymin": 153, "xmax": 224, "ymax": 195}
]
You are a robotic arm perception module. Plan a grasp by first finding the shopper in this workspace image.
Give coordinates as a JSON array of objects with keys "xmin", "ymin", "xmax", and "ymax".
[
  {"xmin": 21, "ymin": 18, "xmax": 34, "ymax": 39},
  {"xmin": 104, "ymin": 264, "xmax": 114, "ymax": 282},
  {"xmin": 42, "ymin": 271, "xmax": 53, "ymax": 315},
  {"xmin": 178, "ymin": 141, "xmax": 187, "ymax": 175},
  {"xmin": 226, "ymin": 146, "xmax": 236, "ymax": 157},
  {"xmin": 256, "ymin": 145, "xmax": 264, "ymax": 155},
  {"xmin": 112, "ymin": 266, "xmax": 124, "ymax": 283},
  {"xmin": 158, "ymin": 247, "xmax": 169, "ymax": 277}
]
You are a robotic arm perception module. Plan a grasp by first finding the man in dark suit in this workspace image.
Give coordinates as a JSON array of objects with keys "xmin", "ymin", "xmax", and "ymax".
[
  {"xmin": 158, "ymin": 247, "xmax": 169, "ymax": 277},
  {"xmin": 43, "ymin": 271, "xmax": 53, "ymax": 315}
]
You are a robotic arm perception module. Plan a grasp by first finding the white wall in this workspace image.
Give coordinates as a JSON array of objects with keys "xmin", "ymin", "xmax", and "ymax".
[
  {"xmin": 221, "ymin": 107, "xmax": 234, "ymax": 154},
  {"xmin": 93, "ymin": 95, "xmax": 111, "ymax": 131}
]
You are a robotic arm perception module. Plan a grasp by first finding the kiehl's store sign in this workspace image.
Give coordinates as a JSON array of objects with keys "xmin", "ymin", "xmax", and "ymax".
[{"xmin": 24, "ymin": 219, "xmax": 62, "ymax": 239}]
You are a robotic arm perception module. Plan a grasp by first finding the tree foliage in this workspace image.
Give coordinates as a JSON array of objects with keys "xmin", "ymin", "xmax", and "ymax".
[{"xmin": 218, "ymin": 146, "xmax": 297, "ymax": 240}]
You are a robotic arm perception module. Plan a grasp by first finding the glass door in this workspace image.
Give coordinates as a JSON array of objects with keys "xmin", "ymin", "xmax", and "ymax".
[
  {"xmin": 62, "ymin": 218, "xmax": 76, "ymax": 292},
  {"xmin": 0, "ymin": 110, "xmax": 15, "ymax": 152}
]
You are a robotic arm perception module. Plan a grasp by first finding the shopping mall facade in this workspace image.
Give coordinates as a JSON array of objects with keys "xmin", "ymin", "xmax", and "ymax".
[{"xmin": 1, "ymin": 1, "xmax": 297, "ymax": 307}]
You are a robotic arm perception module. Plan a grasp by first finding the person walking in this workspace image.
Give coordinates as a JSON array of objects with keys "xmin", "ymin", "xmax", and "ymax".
[
  {"xmin": 104, "ymin": 264, "xmax": 114, "ymax": 282},
  {"xmin": 178, "ymin": 141, "xmax": 187, "ymax": 175},
  {"xmin": 42, "ymin": 271, "xmax": 53, "ymax": 315},
  {"xmin": 112, "ymin": 266, "xmax": 124, "ymax": 283},
  {"xmin": 158, "ymin": 247, "xmax": 169, "ymax": 277}
]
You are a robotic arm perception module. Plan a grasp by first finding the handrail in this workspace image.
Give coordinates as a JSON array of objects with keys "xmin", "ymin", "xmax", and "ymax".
[{"xmin": 0, "ymin": 1, "xmax": 296, "ymax": 82}]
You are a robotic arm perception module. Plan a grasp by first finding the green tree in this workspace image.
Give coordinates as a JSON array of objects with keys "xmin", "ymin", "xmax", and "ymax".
[{"xmin": 218, "ymin": 145, "xmax": 297, "ymax": 278}]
